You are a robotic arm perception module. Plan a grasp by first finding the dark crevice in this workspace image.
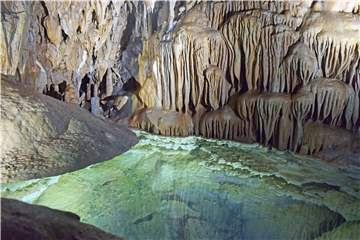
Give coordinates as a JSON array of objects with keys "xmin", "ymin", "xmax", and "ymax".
[
  {"xmin": 39, "ymin": 1, "xmax": 50, "ymax": 43},
  {"xmin": 105, "ymin": 1, "xmax": 113, "ymax": 17},
  {"xmin": 57, "ymin": 13, "xmax": 61, "ymax": 25},
  {"xmin": 40, "ymin": 1, "xmax": 49, "ymax": 16},
  {"xmin": 92, "ymin": 46, "xmax": 97, "ymax": 65},
  {"xmin": 61, "ymin": 29, "xmax": 68, "ymax": 42},
  {"xmin": 98, "ymin": 70, "xmax": 108, "ymax": 97},
  {"xmin": 91, "ymin": 9, "xmax": 99, "ymax": 29},
  {"xmin": 79, "ymin": 74, "xmax": 91, "ymax": 98},
  {"xmin": 119, "ymin": 2, "xmax": 136, "ymax": 52}
]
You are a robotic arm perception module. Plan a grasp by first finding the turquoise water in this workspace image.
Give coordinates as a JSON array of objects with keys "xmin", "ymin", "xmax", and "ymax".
[{"xmin": 1, "ymin": 131, "xmax": 360, "ymax": 239}]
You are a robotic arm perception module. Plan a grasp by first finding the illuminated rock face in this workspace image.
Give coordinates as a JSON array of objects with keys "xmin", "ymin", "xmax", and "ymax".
[
  {"xmin": 1, "ymin": 1, "xmax": 359, "ymax": 157},
  {"xmin": 0, "ymin": 78, "xmax": 137, "ymax": 183},
  {"xmin": 0, "ymin": 1, "xmax": 144, "ymax": 107},
  {"xmin": 132, "ymin": 1, "xmax": 360, "ymax": 157}
]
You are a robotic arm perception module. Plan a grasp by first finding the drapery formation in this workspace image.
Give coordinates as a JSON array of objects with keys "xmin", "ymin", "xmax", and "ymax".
[{"xmin": 132, "ymin": 1, "xmax": 360, "ymax": 155}]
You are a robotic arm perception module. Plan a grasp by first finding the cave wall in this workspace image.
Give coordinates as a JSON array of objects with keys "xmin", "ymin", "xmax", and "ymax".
[
  {"xmin": 130, "ymin": 0, "xmax": 360, "ymax": 157},
  {"xmin": 1, "ymin": 0, "xmax": 359, "ymax": 157},
  {"xmin": 1, "ymin": 0, "xmax": 146, "ymax": 108}
]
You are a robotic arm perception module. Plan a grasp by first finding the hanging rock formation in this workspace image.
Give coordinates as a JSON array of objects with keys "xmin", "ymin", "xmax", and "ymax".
[
  {"xmin": 1, "ymin": 0, "xmax": 359, "ymax": 160},
  {"xmin": 130, "ymin": 0, "xmax": 360, "ymax": 160},
  {"xmin": 0, "ymin": 0, "xmax": 144, "ymax": 115},
  {"xmin": 0, "ymin": 1, "xmax": 146, "ymax": 182}
]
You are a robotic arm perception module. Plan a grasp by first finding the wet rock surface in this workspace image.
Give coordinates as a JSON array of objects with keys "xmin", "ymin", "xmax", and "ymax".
[
  {"xmin": 133, "ymin": 1, "xmax": 360, "ymax": 157},
  {"xmin": 1, "ymin": 1, "xmax": 359, "ymax": 156},
  {"xmin": 2, "ymin": 131, "xmax": 359, "ymax": 239},
  {"xmin": 1, "ymin": 198, "xmax": 122, "ymax": 240},
  {"xmin": 1, "ymin": 2, "xmax": 359, "ymax": 239},
  {"xmin": 0, "ymin": 78, "xmax": 138, "ymax": 183}
]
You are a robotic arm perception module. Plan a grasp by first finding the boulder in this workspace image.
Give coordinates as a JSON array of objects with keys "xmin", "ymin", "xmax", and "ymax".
[
  {"xmin": 0, "ymin": 78, "xmax": 138, "ymax": 183},
  {"xmin": 1, "ymin": 198, "xmax": 123, "ymax": 240}
]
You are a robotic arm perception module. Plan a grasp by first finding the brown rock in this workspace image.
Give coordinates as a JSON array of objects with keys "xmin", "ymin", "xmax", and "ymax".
[
  {"xmin": 1, "ymin": 198, "xmax": 123, "ymax": 240},
  {"xmin": 133, "ymin": 1, "xmax": 360, "ymax": 158},
  {"xmin": 130, "ymin": 108, "xmax": 193, "ymax": 137},
  {"xmin": 0, "ymin": 77, "xmax": 138, "ymax": 183},
  {"xmin": 43, "ymin": 16, "xmax": 62, "ymax": 46}
]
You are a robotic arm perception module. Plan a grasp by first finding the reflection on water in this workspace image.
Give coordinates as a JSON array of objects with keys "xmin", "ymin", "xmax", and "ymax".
[{"xmin": 1, "ymin": 131, "xmax": 360, "ymax": 239}]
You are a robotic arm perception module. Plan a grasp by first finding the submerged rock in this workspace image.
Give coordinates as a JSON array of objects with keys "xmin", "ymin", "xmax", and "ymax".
[
  {"xmin": 2, "ymin": 131, "xmax": 359, "ymax": 239},
  {"xmin": 316, "ymin": 221, "xmax": 360, "ymax": 240},
  {"xmin": 0, "ymin": 78, "xmax": 138, "ymax": 183},
  {"xmin": 1, "ymin": 198, "xmax": 123, "ymax": 240}
]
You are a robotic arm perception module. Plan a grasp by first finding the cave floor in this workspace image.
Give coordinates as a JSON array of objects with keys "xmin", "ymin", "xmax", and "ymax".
[{"xmin": 1, "ymin": 131, "xmax": 359, "ymax": 240}]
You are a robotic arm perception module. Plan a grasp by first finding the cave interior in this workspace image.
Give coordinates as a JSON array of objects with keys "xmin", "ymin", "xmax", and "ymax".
[{"xmin": 0, "ymin": 1, "xmax": 360, "ymax": 240}]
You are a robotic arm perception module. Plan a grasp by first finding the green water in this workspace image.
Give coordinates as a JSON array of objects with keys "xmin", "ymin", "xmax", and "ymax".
[{"xmin": 1, "ymin": 131, "xmax": 360, "ymax": 239}]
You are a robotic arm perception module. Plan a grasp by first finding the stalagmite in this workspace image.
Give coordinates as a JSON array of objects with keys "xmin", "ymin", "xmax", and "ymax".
[{"xmin": 300, "ymin": 122, "xmax": 354, "ymax": 155}]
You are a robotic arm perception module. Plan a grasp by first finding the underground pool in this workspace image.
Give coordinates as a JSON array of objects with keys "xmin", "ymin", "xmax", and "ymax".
[{"xmin": 1, "ymin": 131, "xmax": 359, "ymax": 240}]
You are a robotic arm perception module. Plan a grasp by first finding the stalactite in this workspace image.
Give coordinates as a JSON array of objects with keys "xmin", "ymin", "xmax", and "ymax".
[
  {"xmin": 281, "ymin": 42, "xmax": 320, "ymax": 92},
  {"xmin": 256, "ymin": 93, "xmax": 292, "ymax": 145},
  {"xmin": 203, "ymin": 65, "xmax": 232, "ymax": 110},
  {"xmin": 301, "ymin": 12, "xmax": 360, "ymax": 91},
  {"xmin": 2, "ymin": 0, "xmax": 358, "ymax": 157},
  {"xmin": 199, "ymin": 106, "xmax": 255, "ymax": 143},
  {"xmin": 221, "ymin": 10, "xmax": 300, "ymax": 93},
  {"xmin": 133, "ymin": 1, "xmax": 359, "ymax": 156},
  {"xmin": 138, "ymin": 7, "xmax": 230, "ymax": 113},
  {"xmin": 308, "ymin": 78, "xmax": 356, "ymax": 129},
  {"xmin": 291, "ymin": 90, "xmax": 315, "ymax": 150}
]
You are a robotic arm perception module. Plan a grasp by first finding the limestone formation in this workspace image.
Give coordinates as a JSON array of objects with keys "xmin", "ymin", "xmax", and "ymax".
[
  {"xmin": 129, "ymin": 108, "xmax": 193, "ymax": 137},
  {"xmin": 1, "ymin": 0, "xmax": 144, "ymax": 111},
  {"xmin": 113, "ymin": 95, "xmax": 129, "ymax": 111},
  {"xmin": 200, "ymin": 105, "xmax": 255, "ymax": 143},
  {"xmin": 131, "ymin": 0, "xmax": 360, "ymax": 159},
  {"xmin": 0, "ymin": 78, "xmax": 137, "ymax": 183},
  {"xmin": 1, "ymin": 0, "xmax": 359, "ymax": 159}
]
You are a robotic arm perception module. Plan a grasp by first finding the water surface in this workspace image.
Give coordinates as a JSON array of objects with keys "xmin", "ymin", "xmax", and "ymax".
[{"xmin": 2, "ymin": 131, "xmax": 360, "ymax": 239}]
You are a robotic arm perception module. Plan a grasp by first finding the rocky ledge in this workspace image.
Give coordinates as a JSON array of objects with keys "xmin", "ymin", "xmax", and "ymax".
[
  {"xmin": 0, "ymin": 77, "xmax": 138, "ymax": 183},
  {"xmin": 1, "ymin": 198, "xmax": 123, "ymax": 240}
]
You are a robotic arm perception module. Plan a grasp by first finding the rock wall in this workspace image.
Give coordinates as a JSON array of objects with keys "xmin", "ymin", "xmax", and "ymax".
[
  {"xmin": 1, "ymin": 77, "xmax": 138, "ymax": 183},
  {"xmin": 1, "ymin": 0, "xmax": 145, "ymax": 114},
  {"xmin": 1, "ymin": 1, "xmax": 359, "ymax": 158},
  {"xmin": 131, "ymin": 0, "xmax": 360, "ymax": 157}
]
